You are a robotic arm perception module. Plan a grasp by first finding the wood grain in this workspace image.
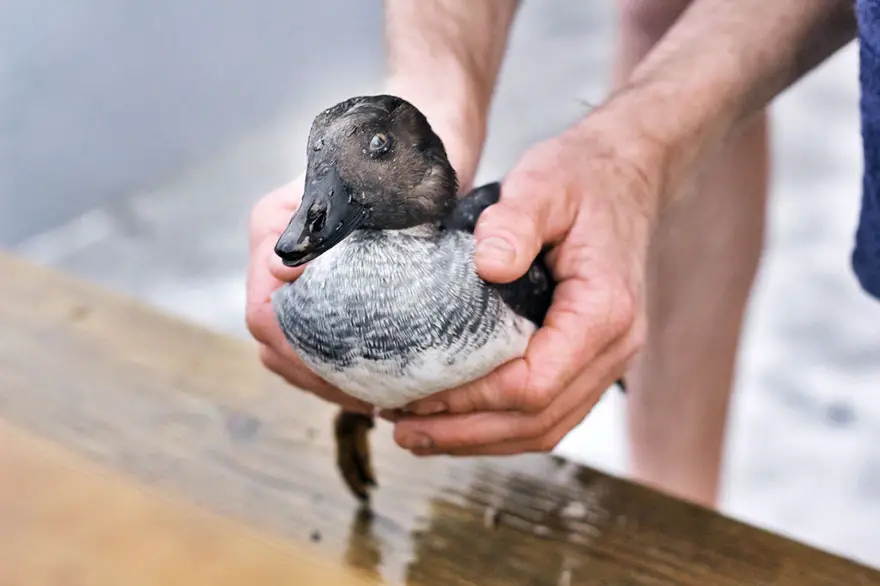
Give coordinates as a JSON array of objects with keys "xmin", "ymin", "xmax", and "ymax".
[
  {"xmin": 0, "ymin": 251, "xmax": 878, "ymax": 585},
  {"xmin": 0, "ymin": 418, "xmax": 374, "ymax": 586}
]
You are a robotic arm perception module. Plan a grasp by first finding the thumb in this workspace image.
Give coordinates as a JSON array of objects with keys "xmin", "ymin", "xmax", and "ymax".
[
  {"xmin": 473, "ymin": 176, "xmax": 573, "ymax": 284},
  {"xmin": 473, "ymin": 203, "xmax": 542, "ymax": 283}
]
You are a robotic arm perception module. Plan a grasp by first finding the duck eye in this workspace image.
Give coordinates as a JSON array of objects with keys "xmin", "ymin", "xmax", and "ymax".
[{"xmin": 368, "ymin": 132, "xmax": 391, "ymax": 153}]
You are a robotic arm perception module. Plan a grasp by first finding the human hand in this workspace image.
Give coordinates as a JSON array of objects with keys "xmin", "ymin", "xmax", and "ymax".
[
  {"xmin": 388, "ymin": 114, "xmax": 665, "ymax": 455},
  {"xmin": 245, "ymin": 175, "xmax": 374, "ymax": 413}
]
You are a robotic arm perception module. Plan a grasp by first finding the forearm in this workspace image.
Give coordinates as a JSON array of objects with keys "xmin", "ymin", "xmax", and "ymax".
[
  {"xmin": 383, "ymin": 0, "xmax": 519, "ymax": 187},
  {"xmin": 594, "ymin": 0, "xmax": 856, "ymax": 207}
]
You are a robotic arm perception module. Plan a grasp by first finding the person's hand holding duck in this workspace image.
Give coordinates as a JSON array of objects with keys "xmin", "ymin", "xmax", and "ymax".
[
  {"xmin": 246, "ymin": 175, "xmax": 373, "ymax": 413},
  {"xmin": 388, "ymin": 110, "xmax": 661, "ymax": 456}
]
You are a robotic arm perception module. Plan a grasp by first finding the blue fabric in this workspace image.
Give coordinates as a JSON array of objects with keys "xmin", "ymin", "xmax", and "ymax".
[{"xmin": 854, "ymin": 0, "xmax": 880, "ymax": 299}]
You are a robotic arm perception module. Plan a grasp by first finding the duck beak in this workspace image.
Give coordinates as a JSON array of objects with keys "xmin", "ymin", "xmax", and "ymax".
[{"xmin": 274, "ymin": 168, "xmax": 367, "ymax": 267}]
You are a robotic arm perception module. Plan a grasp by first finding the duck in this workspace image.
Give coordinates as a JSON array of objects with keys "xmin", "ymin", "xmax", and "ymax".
[{"xmin": 271, "ymin": 94, "xmax": 625, "ymax": 502}]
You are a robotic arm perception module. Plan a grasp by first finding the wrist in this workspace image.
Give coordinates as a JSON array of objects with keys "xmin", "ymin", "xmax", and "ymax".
[
  {"xmin": 573, "ymin": 78, "xmax": 736, "ymax": 213},
  {"xmin": 562, "ymin": 102, "xmax": 669, "ymax": 219}
]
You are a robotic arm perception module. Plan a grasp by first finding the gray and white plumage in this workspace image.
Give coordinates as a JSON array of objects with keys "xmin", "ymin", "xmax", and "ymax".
[{"xmin": 272, "ymin": 224, "xmax": 536, "ymax": 409}]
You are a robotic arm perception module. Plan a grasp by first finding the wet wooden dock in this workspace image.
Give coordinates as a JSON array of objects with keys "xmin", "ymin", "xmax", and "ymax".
[{"xmin": 0, "ymin": 251, "xmax": 877, "ymax": 585}]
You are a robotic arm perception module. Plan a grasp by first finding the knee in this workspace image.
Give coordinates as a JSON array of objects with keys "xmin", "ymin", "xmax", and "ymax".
[{"xmin": 617, "ymin": 0, "xmax": 694, "ymax": 41}]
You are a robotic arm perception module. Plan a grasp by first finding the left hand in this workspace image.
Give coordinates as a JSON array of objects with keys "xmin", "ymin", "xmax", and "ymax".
[
  {"xmin": 246, "ymin": 177, "xmax": 375, "ymax": 413},
  {"xmin": 385, "ymin": 114, "xmax": 664, "ymax": 456}
]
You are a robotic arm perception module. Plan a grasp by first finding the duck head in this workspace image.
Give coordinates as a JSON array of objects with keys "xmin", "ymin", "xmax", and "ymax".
[{"xmin": 275, "ymin": 95, "xmax": 458, "ymax": 267}]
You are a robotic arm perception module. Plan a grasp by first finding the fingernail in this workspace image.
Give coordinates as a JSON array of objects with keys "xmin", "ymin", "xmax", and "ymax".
[
  {"xmin": 476, "ymin": 237, "xmax": 515, "ymax": 264},
  {"xmin": 401, "ymin": 432, "xmax": 434, "ymax": 450},
  {"xmin": 412, "ymin": 401, "xmax": 446, "ymax": 416}
]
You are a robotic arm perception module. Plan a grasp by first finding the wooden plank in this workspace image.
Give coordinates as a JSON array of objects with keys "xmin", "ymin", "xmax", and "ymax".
[
  {"xmin": 0, "ymin": 250, "xmax": 878, "ymax": 585},
  {"xmin": 0, "ymin": 418, "xmax": 374, "ymax": 586}
]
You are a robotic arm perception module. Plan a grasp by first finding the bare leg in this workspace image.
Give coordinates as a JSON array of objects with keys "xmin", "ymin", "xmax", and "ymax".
[{"xmin": 614, "ymin": 0, "xmax": 769, "ymax": 507}]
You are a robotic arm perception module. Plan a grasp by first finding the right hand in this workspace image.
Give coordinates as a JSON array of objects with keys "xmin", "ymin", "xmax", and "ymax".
[
  {"xmin": 391, "ymin": 118, "xmax": 660, "ymax": 455},
  {"xmin": 245, "ymin": 175, "xmax": 374, "ymax": 413}
]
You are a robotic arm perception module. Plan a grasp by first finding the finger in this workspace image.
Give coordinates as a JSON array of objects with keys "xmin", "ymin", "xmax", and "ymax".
[
  {"xmin": 404, "ymin": 357, "xmax": 527, "ymax": 416},
  {"xmin": 246, "ymin": 236, "xmax": 372, "ymax": 414},
  {"xmin": 249, "ymin": 200, "xmax": 305, "ymax": 283},
  {"xmin": 421, "ymin": 387, "xmax": 606, "ymax": 457},
  {"xmin": 519, "ymin": 275, "xmax": 634, "ymax": 407},
  {"xmin": 404, "ymin": 276, "xmax": 625, "ymax": 417},
  {"xmin": 407, "ymin": 348, "xmax": 629, "ymax": 457},
  {"xmin": 245, "ymin": 238, "xmax": 302, "ymax": 346},
  {"xmin": 245, "ymin": 242, "xmax": 327, "ymax": 391},
  {"xmin": 266, "ymin": 237, "xmax": 306, "ymax": 283},
  {"xmin": 251, "ymin": 202, "xmax": 306, "ymax": 284},
  {"xmin": 472, "ymin": 203, "xmax": 543, "ymax": 284},
  {"xmin": 395, "ymin": 331, "xmax": 630, "ymax": 451},
  {"xmin": 246, "ymin": 239, "xmax": 286, "ymax": 345},
  {"xmin": 259, "ymin": 344, "xmax": 373, "ymax": 414},
  {"xmin": 473, "ymin": 163, "xmax": 577, "ymax": 284},
  {"xmin": 257, "ymin": 343, "xmax": 330, "ymax": 397}
]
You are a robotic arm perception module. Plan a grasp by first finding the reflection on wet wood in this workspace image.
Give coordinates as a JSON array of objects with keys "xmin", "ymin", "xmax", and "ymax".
[{"xmin": 0, "ymin": 251, "xmax": 878, "ymax": 585}]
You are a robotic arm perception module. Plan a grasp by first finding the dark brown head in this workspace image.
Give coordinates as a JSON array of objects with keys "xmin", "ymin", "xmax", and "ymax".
[{"xmin": 274, "ymin": 95, "xmax": 458, "ymax": 267}]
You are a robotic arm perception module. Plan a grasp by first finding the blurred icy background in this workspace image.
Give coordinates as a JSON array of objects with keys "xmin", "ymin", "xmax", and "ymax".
[{"xmin": 3, "ymin": 0, "xmax": 879, "ymax": 569}]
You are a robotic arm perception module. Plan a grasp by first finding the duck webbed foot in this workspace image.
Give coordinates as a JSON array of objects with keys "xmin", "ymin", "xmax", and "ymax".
[{"xmin": 334, "ymin": 409, "xmax": 377, "ymax": 503}]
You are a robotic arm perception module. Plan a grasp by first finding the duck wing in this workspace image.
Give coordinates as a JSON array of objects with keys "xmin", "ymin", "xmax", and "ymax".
[
  {"xmin": 441, "ymin": 182, "xmax": 554, "ymax": 327},
  {"xmin": 442, "ymin": 181, "xmax": 626, "ymax": 393}
]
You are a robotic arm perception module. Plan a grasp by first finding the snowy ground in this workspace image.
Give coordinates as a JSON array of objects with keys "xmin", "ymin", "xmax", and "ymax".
[{"xmin": 6, "ymin": 0, "xmax": 880, "ymax": 569}]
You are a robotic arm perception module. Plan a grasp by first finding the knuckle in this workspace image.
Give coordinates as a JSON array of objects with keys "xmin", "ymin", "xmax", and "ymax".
[
  {"xmin": 462, "ymin": 383, "xmax": 488, "ymax": 414},
  {"xmin": 257, "ymin": 344, "xmax": 276, "ymax": 369},
  {"xmin": 511, "ymin": 414, "xmax": 546, "ymax": 441},
  {"xmin": 244, "ymin": 307, "xmax": 259, "ymax": 337},
  {"xmin": 245, "ymin": 304, "xmax": 270, "ymax": 343},
  {"xmin": 535, "ymin": 412, "xmax": 557, "ymax": 437},
  {"xmin": 536, "ymin": 436, "xmax": 556, "ymax": 453},
  {"xmin": 536, "ymin": 430, "xmax": 562, "ymax": 452},
  {"xmin": 519, "ymin": 376, "xmax": 556, "ymax": 413},
  {"xmin": 517, "ymin": 399, "xmax": 565, "ymax": 442},
  {"xmin": 627, "ymin": 319, "xmax": 647, "ymax": 354},
  {"xmin": 607, "ymin": 288, "xmax": 637, "ymax": 333},
  {"xmin": 445, "ymin": 374, "xmax": 493, "ymax": 415},
  {"xmin": 538, "ymin": 420, "xmax": 571, "ymax": 452}
]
